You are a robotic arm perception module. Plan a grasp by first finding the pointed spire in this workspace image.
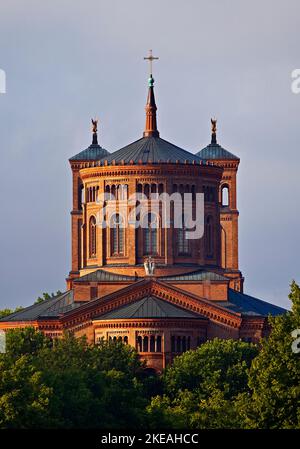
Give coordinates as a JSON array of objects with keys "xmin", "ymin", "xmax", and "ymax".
[
  {"xmin": 91, "ymin": 118, "xmax": 98, "ymax": 145},
  {"xmin": 211, "ymin": 118, "xmax": 217, "ymax": 144},
  {"xmin": 143, "ymin": 75, "xmax": 159, "ymax": 138}
]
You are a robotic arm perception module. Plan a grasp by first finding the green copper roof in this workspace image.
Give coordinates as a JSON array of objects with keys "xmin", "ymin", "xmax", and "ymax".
[
  {"xmin": 69, "ymin": 144, "xmax": 110, "ymax": 161},
  {"xmin": 215, "ymin": 289, "xmax": 287, "ymax": 317},
  {"xmin": 0, "ymin": 291, "xmax": 83, "ymax": 322},
  {"xmin": 95, "ymin": 295, "xmax": 203, "ymax": 320},
  {"xmin": 99, "ymin": 136, "xmax": 206, "ymax": 165},
  {"xmin": 160, "ymin": 269, "xmax": 228, "ymax": 282},
  {"xmin": 197, "ymin": 143, "xmax": 239, "ymax": 160},
  {"xmin": 74, "ymin": 269, "xmax": 136, "ymax": 283}
]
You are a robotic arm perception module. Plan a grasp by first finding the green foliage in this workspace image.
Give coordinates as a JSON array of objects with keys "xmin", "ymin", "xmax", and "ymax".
[
  {"xmin": 147, "ymin": 339, "xmax": 258, "ymax": 429},
  {"xmin": 0, "ymin": 307, "xmax": 23, "ymax": 319},
  {"xmin": 1, "ymin": 282, "xmax": 299, "ymax": 429},
  {"xmin": 6, "ymin": 327, "xmax": 52, "ymax": 358},
  {"xmin": 35, "ymin": 291, "xmax": 62, "ymax": 304},
  {"xmin": 163, "ymin": 339, "xmax": 258, "ymax": 399},
  {"xmin": 237, "ymin": 281, "xmax": 300, "ymax": 429},
  {"xmin": 0, "ymin": 355, "xmax": 53, "ymax": 428},
  {"xmin": 0, "ymin": 330, "xmax": 147, "ymax": 429}
]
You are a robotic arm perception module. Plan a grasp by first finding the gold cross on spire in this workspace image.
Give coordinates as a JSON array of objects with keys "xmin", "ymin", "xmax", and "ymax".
[{"xmin": 144, "ymin": 49, "xmax": 159, "ymax": 75}]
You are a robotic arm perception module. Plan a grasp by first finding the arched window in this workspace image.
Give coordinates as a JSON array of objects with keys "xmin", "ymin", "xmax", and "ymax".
[
  {"xmin": 137, "ymin": 336, "xmax": 142, "ymax": 352},
  {"xmin": 151, "ymin": 183, "xmax": 157, "ymax": 195},
  {"xmin": 143, "ymin": 212, "xmax": 158, "ymax": 255},
  {"xmin": 156, "ymin": 336, "xmax": 162, "ymax": 352},
  {"xmin": 171, "ymin": 336, "xmax": 175, "ymax": 352},
  {"xmin": 150, "ymin": 336, "xmax": 155, "ymax": 352},
  {"xmin": 176, "ymin": 336, "xmax": 181, "ymax": 353},
  {"xmin": 143, "ymin": 336, "xmax": 149, "ymax": 352},
  {"xmin": 105, "ymin": 184, "xmax": 110, "ymax": 200},
  {"xmin": 177, "ymin": 215, "xmax": 190, "ymax": 255},
  {"xmin": 182, "ymin": 336, "xmax": 187, "ymax": 352},
  {"xmin": 120, "ymin": 184, "xmax": 128, "ymax": 200},
  {"xmin": 89, "ymin": 216, "xmax": 97, "ymax": 258},
  {"xmin": 124, "ymin": 336, "xmax": 128, "ymax": 345},
  {"xmin": 111, "ymin": 213, "xmax": 124, "ymax": 256},
  {"xmin": 111, "ymin": 184, "xmax": 116, "ymax": 200},
  {"xmin": 78, "ymin": 184, "xmax": 84, "ymax": 209},
  {"xmin": 144, "ymin": 184, "xmax": 150, "ymax": 199},
  {"xmin": 221, "ymin": 185, "xmax": 229, "ymax": 207},
  {"xmin": 187, "ymin": 336, "xmax": 191, "ymax": 350},
  {"xmin": 191, "ymin": 185, "xmax": 196, "ymax": 201},
  {"xmin": 205, "ymin": 216, "xmax": 214, "ymax": 257}
]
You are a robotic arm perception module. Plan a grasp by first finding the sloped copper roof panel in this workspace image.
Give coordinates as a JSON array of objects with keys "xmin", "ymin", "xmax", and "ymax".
[
  {"xmin": 197, "ymin": 143, "xmax": 239, "ymax": 160},
  {"xmin": 95, "ymin": 295, "xmax": 203, "ymax": 320},
  {"xmin": 69, "ymin": 144, "xmax": 110, "ymax": 161},
  {"xmin": 74, "ymin": 269, "xmax": 136, "ymax": 283},
  {"xmin": 99, "ymin": 136, "xmax": 205, "ymax": 165},
  {"xmin": 215, "ymin": 289, "xmax": 287, "ymax": 317},
  {"xmin": 160, "ymin": 269, "xmax": 228, "ymax": 281},
  {"xmin": 0, "ymin": 291, "xmax": 82, "ymax": 321}
]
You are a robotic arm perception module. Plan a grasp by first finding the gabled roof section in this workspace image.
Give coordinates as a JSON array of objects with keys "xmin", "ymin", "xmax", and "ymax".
[
  {"xmin": 69, "ymin": 143, "xmax": 110, "ymax": 161},
  {"xmin": 74, "ymin": 269, "xmax": 136, "ymax": 283},
  {"xmin": 95, "ymin": 295, "xmax": 202, "ymax": 320},
  {"xmin": 99, "ymin": 136, "xmax": 205, "ymax": 165},
  {"xmin": 215, "ymin": 289, "xmax": 287, "ymax": 317},
  {"xmin": 0, "ymin": 291, "xmax": 83, "ymax": 322},
  {"xmin": 160, "ymin": 269, "xmax": 228, "ymax": 282},
  {"xmin": 197, "ymin": 143, "xmax": 239, "ymax": 161}
]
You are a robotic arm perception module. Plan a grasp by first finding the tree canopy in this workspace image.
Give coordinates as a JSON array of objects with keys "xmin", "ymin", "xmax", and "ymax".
[{"xmin": 0, "ymin": 282, "xmax": 299, "ymax": 429}]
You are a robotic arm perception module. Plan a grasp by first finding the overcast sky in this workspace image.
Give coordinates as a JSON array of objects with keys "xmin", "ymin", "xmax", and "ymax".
[{"xmin": 0, "ymin": 0, "xmax": 299, "ymax": 309}]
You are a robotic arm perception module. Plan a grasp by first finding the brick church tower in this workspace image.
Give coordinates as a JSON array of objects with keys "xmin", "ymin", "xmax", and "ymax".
[
  {"xmin": 197, "ymin": 120, "xmax": 242, "ymax": 291},
  {"xmin": 0, "ymin": 63, "xmax": 285, "ymax": 371}
]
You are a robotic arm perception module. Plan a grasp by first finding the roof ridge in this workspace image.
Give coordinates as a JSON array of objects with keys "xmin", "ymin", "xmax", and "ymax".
[
  {"xmin": 153, "ymin": 296, "xmax": 172, "ymax": 316},
  {"xmin": 43, "ymin": 291, "xmax": 74, "ymax": 313},
  {"xmin": 157, "ymin": 137, "xmax": 203, "ymax": 159},
  {"xmin": 99, "ymin": 137, "xmax": 145, "ymax": 161},
  {"xmin": 129, "ymin": 296, "xmax": 149, "ymax": 317}
]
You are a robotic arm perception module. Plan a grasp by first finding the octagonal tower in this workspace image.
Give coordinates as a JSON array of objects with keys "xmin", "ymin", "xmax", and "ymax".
[{"xmin": 67, "ymin": 75, "xmax": 227, "ymax": 286}]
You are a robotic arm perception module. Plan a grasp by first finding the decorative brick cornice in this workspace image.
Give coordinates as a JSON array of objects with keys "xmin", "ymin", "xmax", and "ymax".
[
  {"xmin": 93, "ymin": 318, "xmax": 208, "ymax": 329},
  {"xmin": 239, "ymin": 317, "xmax": 267, "ymax": 331},
  {"xmin": 79, "ymin": 163, "xmax": 223, "ymax": 182},
  {"xmin": 209, "ymin": 160, "xmax": 240, "ymax": 169}
]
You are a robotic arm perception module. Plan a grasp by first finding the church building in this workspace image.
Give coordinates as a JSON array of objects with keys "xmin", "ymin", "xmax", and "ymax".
[{"xmin": 0, "ymin": 60, "xmax": 285, "ymax": 371}]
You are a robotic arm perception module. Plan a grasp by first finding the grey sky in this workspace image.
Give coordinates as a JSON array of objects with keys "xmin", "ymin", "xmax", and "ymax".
[{"xmin": 0, "ymin": 0, "xmax": 299, "ymax": 309}]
